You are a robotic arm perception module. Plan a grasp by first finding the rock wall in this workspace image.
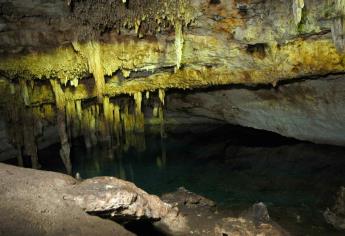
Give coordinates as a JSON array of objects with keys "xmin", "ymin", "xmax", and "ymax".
[{"xmin": 166, "ymin": 74, "xmax": 345, "ymax": 146}]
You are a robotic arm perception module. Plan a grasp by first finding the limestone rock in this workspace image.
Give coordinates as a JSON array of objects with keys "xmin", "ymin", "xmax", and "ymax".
[
  {"xmin": 166, "ymin": 74, "xmax": 345, "ymax": 146},
  {"xmin": 0, "ymin": 163, "xmax": 133, "ymax": 236},
  {"xmin": 162, "ymin": 186, "xmax": 216, "ymax": 208},
  {"xmin": 65, "ymin": 176, "xmax": 189, "ymax": 233},
  {"xmin": 215, "ymin": 203, "xmax": 287, "ymax": 236},
  {"xmin": 243, "ymin": 202, "xmax": 270, "ymax": 226},
  {"xmin": 65, "ymin": 176, "xmax": 174, "ymax": 220},
  {"xmin": 324, "ymin": 186, "xmax": 345, "ymax": 230},
  {"xmin": 214, "ymin": 217, "xmax": 286, "ymax": 236}
]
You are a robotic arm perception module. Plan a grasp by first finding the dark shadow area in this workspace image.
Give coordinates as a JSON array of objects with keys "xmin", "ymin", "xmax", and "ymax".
[
  {"xmin": 166, "ymin": 72, "xmax": 345, "ymax": 95},
  {"xmin": 123, "ymin": 220, "xmax": 166, "ymax": 236}
]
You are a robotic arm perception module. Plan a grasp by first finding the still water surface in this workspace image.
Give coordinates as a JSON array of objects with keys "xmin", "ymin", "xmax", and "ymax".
[{"xmin": 37, "ymin": 125, "xmax": 345, "ymax": 235}]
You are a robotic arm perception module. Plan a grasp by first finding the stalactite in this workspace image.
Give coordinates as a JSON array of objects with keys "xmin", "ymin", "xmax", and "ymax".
[
  {"xmin": 158, "ymin": 89, "xmax": 165, "ymax": 105},
  {"xmin": 89, "ymin": 42, "xmax": 105, "ymax": 103},
  {"xmin": 120, "ymin": 99, "xmax": 146, "ymax": 152},
  {"xmin": 73, "ymin": 41, "xmax": 105, "ymax": 102},
  {"xmin": 76, "ymin": 100, "xmax": 82, "ymax": 121},
  {"xmin": 101, "ymin": 96, "xmax": 112, "ymax": 147},
  {"xmin": 5, "ymin": 83, "xmax": 25, "ymax": 167},
  {"xmin": 66, "ymin": 101, "xmax": 75, "ymax": 140},
  {"xmin": 81, "ymin": 104, "xmax": 99, "ymax": 149},
  {"xmin": 103, "ymin": 96, "xmax": 112, "ymax": 123},
  {"xmin": 57, "ymin": 109, "xmax": 72, "ymax": 175},
  {"xmin": 174, "ymin": 20, "xmax": 184, "ymax": 71},
  {"xmin": 90, "ymin": 105, "xmax": 98, "ymax": 146},
  {"xmin": 158, "ymin": 105, "xmax": 167, "ymax": 139},
  {"xmin": 113, "ymin": 103, "xmax": 122, "ymax": 147},
  {"xmin": 70, "ymin": 78, "xmax": 79, "ymax": 87},
  {"xmin": 153, "ymin": 105, "xmax": 159, "ymax": 118},
  {"xmin": 134, "ymin": 92, "xmax": 145, "ymax": 133},
  {"xmin": 146, "ymin": 91, "xmax": 150, "ymax": 100},
  {"xmin": 292, "ymin": 0, "xmax": 305, "ymax": 25},
  {"xmin": 82, "ymin": 108, "xmax": 92, "ymax": 149},
  {"xmin": 134, "ymin": 92, "xmax": 142, "ymax": 114},
  {"xmin": 19, "ymin": 79, "xmax": 30, "ymax": 106},
  {"xmin": 154, "ymin": 90, "xmax": 167, "ymax": 138},
  {"xmin": 121, "ymin": 103, "xmax": 135, "ymax": 151},
  {"xmin": 14, "ymin": 80, "xmax": 41, "ymax": 168},
  {"xmin": 50, "ymin": 79, "xmax": 72, "ymax": 175},
  {"xmin": 23, "ymin": 109, "xmax": 40, "ymax": 169}
]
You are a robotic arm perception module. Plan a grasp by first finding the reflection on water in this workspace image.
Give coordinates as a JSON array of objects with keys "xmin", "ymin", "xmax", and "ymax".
[{"xmin": 38, "ymin": 124, "xmax": 345, "ymax": 236}]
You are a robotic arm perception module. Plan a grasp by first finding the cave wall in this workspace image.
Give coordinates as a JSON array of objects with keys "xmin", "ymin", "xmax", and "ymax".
[
  {"xmin": 0, "ymin": 0, "xmax": 344, "ymax": 164},
  {"xmin": 166, "ymin": 74, "xmax": 345, "ymax": 146}
]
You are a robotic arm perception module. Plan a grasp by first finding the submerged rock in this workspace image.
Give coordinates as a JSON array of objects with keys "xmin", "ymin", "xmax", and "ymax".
[
  {"xmin": 243, "ymin": 202, "xmax": 270, "ymax": 226},
  {"xmin": 162, "ymin": 186, "xmax": 216, "ymax": 208},
  {"xmin": 159, "ymin": 188, "xmax": 288, "ymax": 236},
  {"xmin": 215, "ymin": 203, "xmax": 288, "ymax": 236},
  {"xmin": 324, "ymin": 186, "xmax": 345, "ymax": 230},
  {"xmin": 214, "ymin": 217, "xmax": 287, "ymax": 236}
]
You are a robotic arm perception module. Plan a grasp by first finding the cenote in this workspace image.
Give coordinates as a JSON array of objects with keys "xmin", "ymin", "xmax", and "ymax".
[
  {"xmin": 2, "ymin": 0, "xmax": 345, "ymax": 235},
  {"xmin": 6, "ymin": 124, "xmax": 343, "ymax": 236}
]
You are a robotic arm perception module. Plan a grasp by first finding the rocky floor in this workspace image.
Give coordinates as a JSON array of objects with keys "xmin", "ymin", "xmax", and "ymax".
[{"xmin": 0, "ymin": 163, "xmax": 132, "ymax": 236}]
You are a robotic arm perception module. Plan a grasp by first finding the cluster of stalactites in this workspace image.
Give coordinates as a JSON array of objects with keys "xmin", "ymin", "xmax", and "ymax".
[
  {"xmin": 69, "ymin": 1, "xmax": 193, "ymax": 75},
  {"xmin": 292, "ymin": 0, "xmax": 305, "ymax": 25},
  {"xmin": 50, "ymin": 80, "xmax": 72, "ymax": 174},
  {"xmin": 5, "ymin": 76, "xmax": 167, "ymax": 172},
  {"xmin": 49, "ymin": 82, "xmax": 166, "ymax": 154},
  {"xmin": 5, "ymin": 80, "xmax": 46, "ymax": 169},
  {"xmin": 69, "ymin": 0, "xmax": 195, "ymax": 38}
]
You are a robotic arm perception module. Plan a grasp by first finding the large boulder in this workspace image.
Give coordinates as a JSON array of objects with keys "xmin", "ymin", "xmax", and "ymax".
[
  {"xmin": 0, "ymin": 163, "xmax": 133, "ymax": 236},
  {"xmin": 63, "ymin": 176, "xmax": 189, "ymax": 233},
  {"xmin": 0, "ymin": 163, "xmax": 189, "ymax": 236}
]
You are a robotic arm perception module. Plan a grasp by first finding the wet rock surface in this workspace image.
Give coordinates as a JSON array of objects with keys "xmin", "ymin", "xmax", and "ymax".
[
  {"xmin": 159, "ymin": 187, "xmax": 287, "ymax": 236},
  {"xmin": 162, "ymin": 186, "xmax": 216, "ymax": 209},
  {"xmin": 324, "ymin": 186, "xmax": 345, "ymax": 230},
  {"xmin": 215, "ymin": 217, "xmax": 288, "ymax": 236}
]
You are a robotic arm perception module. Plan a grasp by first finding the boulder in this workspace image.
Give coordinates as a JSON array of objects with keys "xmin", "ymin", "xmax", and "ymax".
[
  {"xmin": 0, "ymin": 163, "xmax": 133, "ymax": 236},
  {"xmin": 214, "ymin": 217, "xmax": 286, "ymax": 236},
  {"xmin": 324, "ymin": 186, "xmax": 345, "ymax": 230},
  {"xmin": 64, "ymin": 176, "xmax": 190, "ymax": 234}
]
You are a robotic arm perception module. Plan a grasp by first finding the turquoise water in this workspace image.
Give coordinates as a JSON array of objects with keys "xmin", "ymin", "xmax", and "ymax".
[{"xmin": 36, "ymin": 125, "xmax": 345, "ymax": 235}]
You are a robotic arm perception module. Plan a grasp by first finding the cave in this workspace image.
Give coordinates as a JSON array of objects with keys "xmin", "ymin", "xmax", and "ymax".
[{"xmin": 1, "ymin": 0, "xmax": 345, "ymax": 235}]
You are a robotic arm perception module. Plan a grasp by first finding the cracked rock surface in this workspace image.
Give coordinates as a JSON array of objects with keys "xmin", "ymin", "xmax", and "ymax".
[{"xmin": 0, "ymin": 163, "xmax": 187, "ymax": 236}]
